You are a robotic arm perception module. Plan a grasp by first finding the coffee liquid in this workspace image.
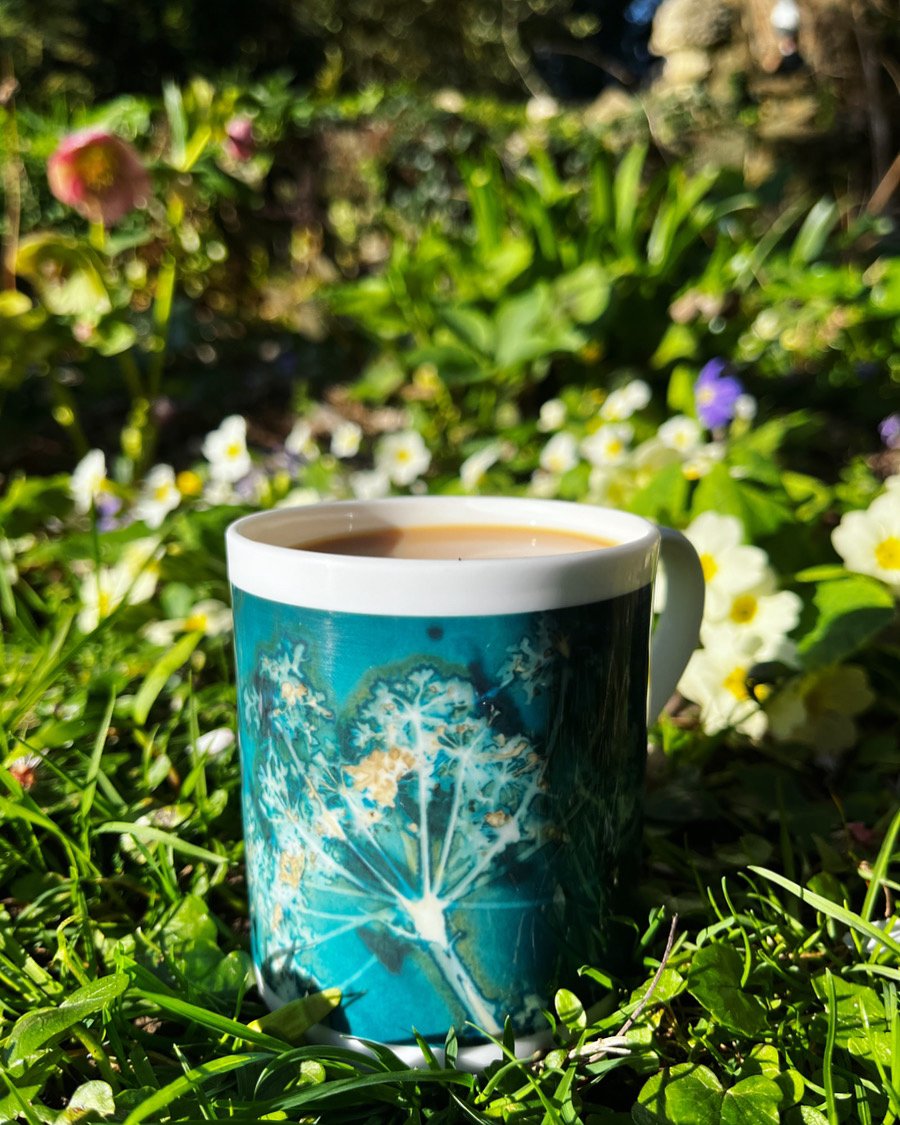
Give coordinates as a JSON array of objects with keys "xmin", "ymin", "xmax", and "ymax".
[{"xmin": 297, "ymin": 523, "xmax": 616, "ymax": 560}]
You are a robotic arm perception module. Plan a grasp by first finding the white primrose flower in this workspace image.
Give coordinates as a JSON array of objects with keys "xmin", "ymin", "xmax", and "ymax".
[
  {"xmin": 734, "ymin": 394, "xmax": 758, "ymax": 422},
  {"xmin": 537, "ymin": 398, "xmax": 567, "ymax": 432},
  {"xmin": 285, "ymin": 419, "xmax": 319, "ymax": 460},
  {"xmin": 766, "ymin": 665, "xmax": 875, "ymax": 758},
  {"xmin": 0, "ymin": 535, "xmax": 34, "ymax": 586},
  {"xmin": 460, "ymin": 442, "xmax": 502, "ymax": 492},
  {"xmin": 683, "ymin": 511, "xmax": 769, "ymax": 619},
  {"xmin": 77, "ymin": 539, "xmax": 161, "ymax": 633},
  {"xmin": 701, "ymin": 577, "xmax": 802, "ymax": 661},
  {"xmin": 133, "ymin": 464, "xmax": 181, "ymax": 529},
  {"xmin": 658, "ymin": 415, "xmax": 702, "ymax": 455},
  {"xmin": 202, "ymin": 415, "xmax": 252, "ymax": 482},
  {"xmin": 539, "ymin": 431, "xmax": 579, "ymax": 475},
  {"xmin": 600, "ymin": 380, "xmax": 651, "ymax": 421},
  {"xmin": 529, "ymin": 469, "xmax": 560, "ymax": 498},
  {"xmin": 831, "ymin": 489, "xmax": 900, "ymax": 590},
  {"xmin": 682, "ymin": 441, "xmax": 726, "ymax": 481},
  {"xmin": 678, "ymin": 635, "xmax": 769, "ymax": 739},
  {"xmin": 71, "ymin": 449, "xmax": 109, "ymax": 513},
  {"xmin": 330, "ymin": 420, "xmax": 363, "ymax": 459},
  {"xmin": 144, "ymin": 598, "xmax": 232, "ymax": 646},
  {"xmin": 350, "ymin": 469, "xmax": 391, "ymax": 500},
  {"xmin": 581, "ymin": 424, "xmax": 633, "ymax": 468},
  {"xmin": 374, "ymin": 430, "xmax": 431, "ymax": 487},
  {"xmin": 275, "ymin": 487, "xmax": 321, "ymax": 508}
]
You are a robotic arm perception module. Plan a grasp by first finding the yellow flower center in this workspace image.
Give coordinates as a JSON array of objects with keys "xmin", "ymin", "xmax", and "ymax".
[
  {"xmin": 153, "ymin": 483, "xmax": 172, "ymax": 503},
  {"xmin": 176, "ymin": 470, "xmax": 203, "ymax": 497},
  {"xmin": 606, "ymin": 439, "xmax": 623, "ymax": 457},
  {"xmin": 699, "ymin": 552, "xmax": 718, "ymax": 582},
  {"xmin": 97, "ymin": 590, "xmax": 112, "ymax": 618},
  {"xmin": 729, "ymin": 593, "xmax": 758, "ymax": 624},
  {"xmin": 395, "ymin": 449, "xmax": 411, "ymax": 463},
  {"xmin": 226, "ymin": 442, "xmax": 242, "ymax": 459},
  {"xmin": 75, "ymin": 144, "xmax": 119, "ymax": 191},
  {"xmin": 184, "ymin": 612, "xmax": 208, "ymax": 632},
  {"xmin": 874, "ymin": 536, "xmax": 900, "ymax": 570},
  {"xmin": 697, "ymin": 387, "xmax": 715, "ymax": 405},
  {"xmin": 723, "ymin": 665, "xmax": 750, "ymax": 701}
]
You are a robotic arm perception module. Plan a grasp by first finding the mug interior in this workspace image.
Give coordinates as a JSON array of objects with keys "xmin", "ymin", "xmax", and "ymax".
[{"xmin": 226, "ymin": 496, "xmax": 660, "ymax": 616}]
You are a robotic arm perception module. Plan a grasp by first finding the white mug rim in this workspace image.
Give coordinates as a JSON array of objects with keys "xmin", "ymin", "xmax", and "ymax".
[{"xmin": 226, "ymin": 496, "xmax": 660, "ymax": 616}]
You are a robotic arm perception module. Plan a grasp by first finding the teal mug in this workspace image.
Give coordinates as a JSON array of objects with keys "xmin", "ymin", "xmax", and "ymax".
[{"xmin": 227, "ymin": 497, "xmax": 704, "ymax": 1066}]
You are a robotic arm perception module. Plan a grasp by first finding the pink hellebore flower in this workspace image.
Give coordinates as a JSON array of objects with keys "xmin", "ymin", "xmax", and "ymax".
[
  {"xmin": 48, "ymin": 128, "xmax": 151, "ymax": 227},
  {"xmin": 224, "ymin": 117, "xmax": 256, "ymax": 162}
]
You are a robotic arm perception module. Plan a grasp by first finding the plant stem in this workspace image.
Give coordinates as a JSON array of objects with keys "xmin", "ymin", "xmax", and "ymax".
[
  {"xmin": 1, "ymin": 53, "xmax": 21, "ymax": 291},
  {"xmin": 148, "ymin": 253, "xmax": 176, "ymax": 401}
]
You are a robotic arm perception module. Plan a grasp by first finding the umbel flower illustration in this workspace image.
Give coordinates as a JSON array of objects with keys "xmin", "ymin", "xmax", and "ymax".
[
  {"xmin": 235, "ymin": 587, "xmax": 651, "ymax": 1044},
  {"xmin": 242, "ymin": 636, "xmax": 551, "ymax": 1035}
]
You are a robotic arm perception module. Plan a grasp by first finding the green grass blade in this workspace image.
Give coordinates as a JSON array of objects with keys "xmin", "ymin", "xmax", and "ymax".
[
  {"xmin": 96, "ymin": 821, "xmax": 227, "ymax": 865},
  {"xmin": 133, "ymin": 990, "xmax": 288, "ymax": 1051},
  {"xmin": 861, "ymin": 808, "xmax": 900, "ymax": 923},
  {"xmin": 132, "ymin": 631, "xmax": 201, "ymax": 726},
  {"xmin": 750, "ymin": 867, "xmax": 900, "ymax": 958},
  {"xmin": 121, "ymin": 1053, "xmax": 268, "ymax": 1124}
]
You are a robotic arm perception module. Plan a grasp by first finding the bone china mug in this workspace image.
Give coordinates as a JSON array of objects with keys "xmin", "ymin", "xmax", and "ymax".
[{"xmin": 226, "ymin": 497, "xmax": 704, "ymax": 1065}]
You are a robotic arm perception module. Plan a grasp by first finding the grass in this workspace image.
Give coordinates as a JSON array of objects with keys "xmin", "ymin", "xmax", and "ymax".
[{"xmin": 0, "ymin": 503, "xmax": 898, "ymax": 1123}]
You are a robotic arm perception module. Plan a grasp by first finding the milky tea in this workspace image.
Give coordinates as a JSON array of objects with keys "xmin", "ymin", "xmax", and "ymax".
[{"xmin": 298, "ymin": 523, "xmax": 617, "ymax": 559}]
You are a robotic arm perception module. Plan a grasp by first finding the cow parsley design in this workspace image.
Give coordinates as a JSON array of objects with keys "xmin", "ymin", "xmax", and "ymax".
[{"xmin": 242, "ymin": 632, "xmax": 553, "ymax": 1034}]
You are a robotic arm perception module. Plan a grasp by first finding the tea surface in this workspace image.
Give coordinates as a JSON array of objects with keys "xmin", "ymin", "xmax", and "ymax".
[{"xmin": 297, "ymin": 523, "xmax": 617, "ymax": 559}]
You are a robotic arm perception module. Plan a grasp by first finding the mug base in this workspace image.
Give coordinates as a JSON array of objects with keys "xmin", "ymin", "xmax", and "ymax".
[{"xmin": 257, "ymin": 974, "xmax": 553, "ymax": 1072}]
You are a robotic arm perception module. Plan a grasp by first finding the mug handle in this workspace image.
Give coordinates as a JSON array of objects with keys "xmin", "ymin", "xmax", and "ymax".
[{"xmin": 648, "ymin": 527, "xmax": 705, "ymax": 723}]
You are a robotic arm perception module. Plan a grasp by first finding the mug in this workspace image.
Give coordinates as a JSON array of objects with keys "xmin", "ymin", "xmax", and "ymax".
[{"xmin": 226, "ymin": 497, "xmax": 704, "ymax": 1066}]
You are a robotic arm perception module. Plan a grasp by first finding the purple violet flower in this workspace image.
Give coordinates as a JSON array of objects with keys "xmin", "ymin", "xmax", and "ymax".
[
  {"xmin": 879, "ymin": 413, "xmax": 900, "ymax": 451},
  {"xmin": 694, "ymin": 359, "xmax": 744, "ymax": 430},
  {"xmin": 95, "ymin": 491, "xmax": 123, "ymax": 533}
]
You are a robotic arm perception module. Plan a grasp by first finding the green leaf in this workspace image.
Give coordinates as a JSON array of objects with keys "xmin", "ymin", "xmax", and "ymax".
[
  {"xmin": 692, "ymin": 464, "xmax": 792, "ymax": 538},
  {"xmin": 61, "ymin": 1079, "xmax": 116, "ymax": 1122},
  {"xmin": 132, "ymin": 630, "xmax": 201, "ymax": 725},
  {"xmin": 797, "ymin": 576, "xmax": 895, "ymax": 669},
  {"xmin": 633, "ymin": 1063, "xmax": 724, "ymax": 1124},
  {"xmin": 494, "ymin": 288, "xmax": 546, "ymax": 367},
  {"xmin": 614, "ymin": 144, "xmax": 647, "ymax": 252},
  {"xmin": 812, "ymin": 975, "xmax": 890, "ymax": 1066},
  {"xmin": 555, "ymin": 988, "xmax": 587, "ymax": 1031},
  {"xmin": 784, "ymin": 1110, "xmax": 829, "ymax": 1125},
  {"xmin": 630, "ymin": 462, "xmax": 690, "ymax": 526},
  {"xmin": 790, "ymin": 198, "xmax": 839, "ymax": 266},
  {"xmin": 651, "ymin": 323, "xmax": 699, "ymax": 367},
  {"xmin": 350, "ymin": 354, "xmax": 406, "ymax": 402},
  {"xmin": 666, "ymin": 365, "xmax": 698, "ymax": 417},
  {"xmin": 720, "ymin": 1076, "xmax": 783, "ymax": 1124},
  {"xmin": 687, "ymin": 945, "xmax": 767, "ymax": 1037},
  {"xmin": 163, "ymin": 82, "xmax": 188, "ymax": 170},
  {"xmin": 439, "ymin": 306, "xmax": 494, "ymax": 356},
  {"xmin": 629, "ymin": 968, "xmax": 686, "ymax": 1008},
  {"xmin": 247, "ymin": 990, "xmax": 342, "ymax": 1043},
  {"xmin": 552, "ymin": 263, "xmax": 610, "ymax": 324},
  {"xmin": 16, "ymin": 234, "xmax": 111, "ymax": 318},
  {"xmin": 5, "ymin": 974, "xmax": 129, "ymax": 1065}
]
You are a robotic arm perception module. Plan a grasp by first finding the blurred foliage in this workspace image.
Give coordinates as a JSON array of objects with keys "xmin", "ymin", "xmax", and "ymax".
[
  {"xmin": 0, "ymin": 0, "xmax": 643, "ymax": 104},
  {"xmin": 1, "ymin": 79, "xmax": 898, "ymax": 479}
]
